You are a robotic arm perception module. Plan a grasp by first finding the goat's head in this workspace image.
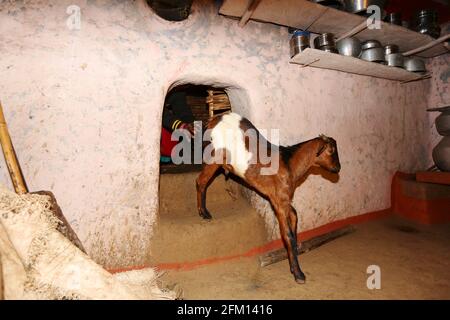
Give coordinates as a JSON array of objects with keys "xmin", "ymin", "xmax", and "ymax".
[{"xmin": 313, "ymin": 135, "xmax": 341, "ymax": 174}]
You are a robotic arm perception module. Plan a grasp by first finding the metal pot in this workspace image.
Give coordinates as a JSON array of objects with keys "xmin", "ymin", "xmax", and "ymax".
[
  {"xmin": 432, "ymin": 136, "xmax": 450, "ymax": 172},
  {"xmin": 361, "ymin": 39, "xmax": 382, "ymax": 50},
  {"xmin": 384, "ymin": 44, "xmax": 399, "ymax": 55},
  {"xmin": 412, "ymin": 9, "xmax": 441, "ymax": 38},
  {"xmin": 342, "ymin": 0, "xmax": 387, "ymax": 14},
  {"xmin": 336, "ymin": 37, "xmax": 362, "ymax": 57},
  {"xmin": 360, "ymin": 47, "xmax": 385, "ymax": 62},
  {"xmin": 436, "ymin": 110, "xmax": 450, "ymax": 136},
  {"xmin": 384, "ymin": 12, "xmax": 402, "ymax": 25},
  {"xmin": 320, "ymin": 45, "xmax": 339, "ymax": 53},
  {"xmin": 314, "ymin": 33, "xmax": 336, "ymax": 48},
  {"xmin": 404, "ymin": 58, "xmax": 426, "ymax": 73},
  {"xmin": 290, "ymin": 31, "xmax": 310, "ymax": 57},
  {"xmin": 385, "ymin": 53, "xmax": 404, "ymax": 67}
]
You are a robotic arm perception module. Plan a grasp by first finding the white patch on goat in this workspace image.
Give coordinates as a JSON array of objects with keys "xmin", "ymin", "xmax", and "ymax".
[{"xmin": 211, "ymin": 113, "xmax": 252, "ymax": 178}]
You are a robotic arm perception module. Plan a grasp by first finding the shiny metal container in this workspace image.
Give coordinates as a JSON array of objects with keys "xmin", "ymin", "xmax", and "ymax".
[
  {"xmin": 360, "ymin": 47, "xmax": 385, "ymax": 62},
  {"xmin": 342, "ymin": 0, "xmax": 387, "ymax": 14},
  {"xmin": 412, "ymin": 9, "xmax": 441, "ymax": 38},
  {"xmin": 404, "ymin": 58, "xmax": 426, "ymax": 73},
  {"xmin": 384, "ymin": 44, "xmax": 399, "ymax": 55},
  {"xmin": 290, "ymin": 31, "xmax": 310, "ymax": 57},
  {"xmin": 361, "ymin": 39, "xmax": 382, "ymax": 50},
  {"xmin": 336, "ymin": 37, "xmax": 362, "ymax": 57},
  {"xmin": 385, "ymin": 53, "xmax": 404, "ymax": 67},
  {"xmin": 384, "ymin": 12, "xmax": 402, "ymax": 25},
  {"xmin": 314, "ymin": 33, "xmax": 336, "ymax": 48}
]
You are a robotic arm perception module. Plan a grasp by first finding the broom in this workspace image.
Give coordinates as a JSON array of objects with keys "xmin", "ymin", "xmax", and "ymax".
[{"xmin": 0, "ymin": 101, "xmax": 85, "ymax": 253}]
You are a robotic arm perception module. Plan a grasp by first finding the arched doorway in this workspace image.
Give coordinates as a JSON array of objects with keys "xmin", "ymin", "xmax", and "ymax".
[{"xmin": 149, "ymin": 82, "xmax": 268, "ymax": 267}]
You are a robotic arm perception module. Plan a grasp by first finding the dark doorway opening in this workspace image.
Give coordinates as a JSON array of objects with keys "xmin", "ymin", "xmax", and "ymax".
[{"xmin": 160, "ymin": 84, "xmax": 231, "ymax": 174}]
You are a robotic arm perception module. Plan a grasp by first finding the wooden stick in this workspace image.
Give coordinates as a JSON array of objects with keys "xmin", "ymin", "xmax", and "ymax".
[
  {"xmin": 402, "ymin": 34, "xmax": 450, "ymax": 56},
  {"xmin": 300, "ymin": 58, "xmax": 320, "ymax": 68},
  {"xmin": 336, "ymin": 21, "xmax": 368, "ymax": 42},
  {"xmin": 0, "ymin": 101, "xmax": 28, "ymax": 194},
  {"xmin": 31, "ymin": 190, "xmax": 87, "ymax": 253},
  {"xmin": 305, "ymin": 7, "xmax": 328, "ymax": 32},
  {"xmin": 444, "ymin": 41, "xmax": 450, "ymax": 51},
  {"xmin": 238, "ymin": 0, "xmax": 262, "ymax": 27},
  {"xmin": 400, "ymin": 73, "xmax": 431, "ymax": 84},
  {"xmin": 259, "ymin": 225, "xmax": 356, "ymax": 267}
]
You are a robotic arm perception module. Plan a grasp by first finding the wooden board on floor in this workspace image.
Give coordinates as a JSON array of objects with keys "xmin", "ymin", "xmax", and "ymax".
[
  {"xmin": 260, "ymin": 225, "xmax": 356, "ymax": 267},
  {"xmin": 416, "ymin": 171, "xmax": 450, "ymax": 186}
]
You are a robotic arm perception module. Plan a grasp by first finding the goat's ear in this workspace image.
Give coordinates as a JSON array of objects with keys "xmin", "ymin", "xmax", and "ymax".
[
  {"xmin": 316, "ymin": 142, "xmax": 327, "ymax": 157},
  {"xmin": 319, "ymin": 134, "xmax": 330, "ymax": 142}
]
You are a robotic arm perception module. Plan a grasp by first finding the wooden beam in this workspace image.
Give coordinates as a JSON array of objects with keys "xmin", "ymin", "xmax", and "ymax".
[
  {"xmin": 238, "ymin": 0, "xmax": 262, "ymax": 27},
  {"xmin": 259, "ymin": 225, "xmax": 356, "ymax": 267}
]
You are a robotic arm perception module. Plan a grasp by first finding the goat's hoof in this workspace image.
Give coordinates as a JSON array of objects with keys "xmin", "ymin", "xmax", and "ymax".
[
  {"xmin": 199, "ymin": 211, "xmax": 212, "ymax": 220},
  {"xmin": 294, "ymin": 273, "xmax": 306, "ymax": 284}
]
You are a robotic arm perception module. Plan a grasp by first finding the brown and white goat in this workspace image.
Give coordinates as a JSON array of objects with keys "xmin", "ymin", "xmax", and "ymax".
[{"xmin": 196, "ymin": 112, "xmax": 341, "ymax": 284}]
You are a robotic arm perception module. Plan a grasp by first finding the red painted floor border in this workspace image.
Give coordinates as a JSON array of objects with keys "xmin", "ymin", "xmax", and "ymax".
[{"xmin": 108, "ymin": 208, "xmax": 391, "ymax": 274}]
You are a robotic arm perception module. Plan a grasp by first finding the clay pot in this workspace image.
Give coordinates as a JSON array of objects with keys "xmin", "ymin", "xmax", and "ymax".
[
  {"xmin": 435, "ymin": 110, "xmax": 450, "ymax": 136},
  {"xmin": 432, "ymin": 136, "xmax": 450, "ymax": 172}
]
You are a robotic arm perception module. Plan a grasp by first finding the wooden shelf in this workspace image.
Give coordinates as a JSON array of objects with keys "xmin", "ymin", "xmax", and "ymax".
[
  {"xmin": 219, "ymin": 0, "xmax": 449, "ymax": 58},
  {"xmin": 290, "ymin": 48, "xmax": 424, "ymax": 82}
]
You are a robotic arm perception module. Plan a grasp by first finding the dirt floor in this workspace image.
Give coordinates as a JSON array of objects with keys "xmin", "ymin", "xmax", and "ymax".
[{"xmin": 159, "ymin": 216, "xmax": 450, "ymax": 299}]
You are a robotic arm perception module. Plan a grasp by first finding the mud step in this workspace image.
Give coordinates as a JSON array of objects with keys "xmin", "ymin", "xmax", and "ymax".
[
  {"xmin": 159, "ymin": 171, "xmax": 241, "ymax": 217},
  {"xmin": 150, "ymin": 171, "xmax": 268, "ymax": 264}
]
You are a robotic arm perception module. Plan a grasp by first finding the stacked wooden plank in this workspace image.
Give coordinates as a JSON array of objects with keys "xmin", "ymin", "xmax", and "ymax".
[{"xmin": 206, "ymin": 90, "xmax": 232, "ymax": 118}]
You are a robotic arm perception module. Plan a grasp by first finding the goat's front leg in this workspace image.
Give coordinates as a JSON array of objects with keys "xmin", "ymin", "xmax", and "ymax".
[
  {"xmin": 196, "ymin": 164, "xmax": 219, "ymax": 219},
  {"xmin": 273, "ymin": 202, "xmax": 306, "ymax": 284}
]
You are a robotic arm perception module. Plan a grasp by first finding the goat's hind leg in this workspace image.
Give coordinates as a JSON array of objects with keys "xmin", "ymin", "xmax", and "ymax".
[
  {"xmin": 288, "ymin": 206, "xmax": 301, "ymax": 274},
  {"xmin": 273, "ymin": 202, "xmax": 306, "ymax": 284},
  {"xmin": 196, "ymin": 164, "xmax": 219, "ymax": 219}
]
